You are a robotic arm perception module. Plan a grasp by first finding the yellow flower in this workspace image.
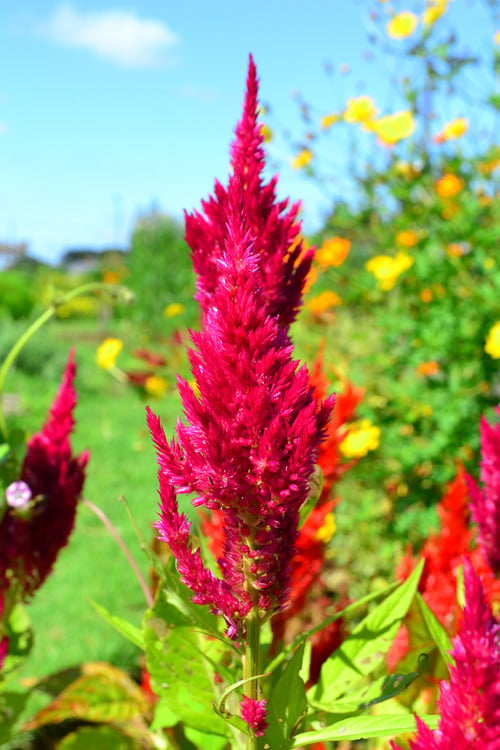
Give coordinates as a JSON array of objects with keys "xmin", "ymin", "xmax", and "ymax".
[
  {"xmin": 315, "ymin": 237, "xmax": 351, "ymax": 268},
  {"xmin": 321, "ymin": 112, "xmax": 340, "ymax": 130},
  {"xmin": 387, "ymin": 12, "xmax": 418, "ymax": 39},
  {"xmin": 145, "ymin": 375, "xmax": 168, "ymax": 398},
  {"xmin": 260, "ymin": 123, "xmax": 273, "ymax": 142},
  {"xmin": 369, "ymin": 111, "xmax": 415, "ymax": 144},
  {"xmin": 308, "ymin": 290, "xmax": 343, "ymax": 314},
  {"xmin": 291, "ymin": 148, "xmax": 313, "ymax": 170},
  {"xmin": 366, "ymin": 252, "xmax": 414, "ymax": 290},
  {"xmin": 344, "ymin": 96, "xmax": 378, "ymax": 125},
  {"xmin": 395, "ymin": 229, "xmax": 418, "ymax": 248},
  {"xmin": 315, "ymin": 513, "xmax": 336, "ymax": 543},
  {"xmin": 422, "ymin": 0, "xmax": 448, "ymax": 26},
  {"xmin": 433, "ymin": 117, "xmax": 468, "ymax": 143},
  {"xmin": 96, "ymin": 338, "xmax": 123, "ymax": 370},
  {"xmin": 340, "ymin": 420, "xmax": 380, "ymax": 458},
  {"xmin": 435, "ymin": 173, "xmax": 464, "ymax": 198},
  {"xmin": 485, "ymin": 322, "xmax": 500, "ymax": 359},
  {"xmin": 495, "ymin": 30, "xmax": 500, "ymax": 45},
  {"xmin": 163, "ymin": 302, "xmax": 185, "ymax": 318}
]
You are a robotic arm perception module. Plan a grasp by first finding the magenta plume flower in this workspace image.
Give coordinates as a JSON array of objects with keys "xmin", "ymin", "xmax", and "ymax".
[
  {"xmin": 465, "ymin": 407, "xmax": 500, "ymax": 574},
  {"xmin": 148, "ymin": 196, "xmax": 333, "ymax": 637},
  {"xmin": 391, "ymin": 558, "xmax": 500, "ymax": 749},
  {"xmin": 185, "ymin": 55, "xmax": 313, "ymax": 332},
  {"xmin": 0, "ymin": 350, "xmax": 88, "ymax": 601},
  {"xmin": 240, "ymin": 696, "xmax": 268, "ymax": 737}
]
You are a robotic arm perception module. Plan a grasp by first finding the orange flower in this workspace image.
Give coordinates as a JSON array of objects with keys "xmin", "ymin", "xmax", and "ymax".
[
  {"xmin": 435, "ymin": 173, "xmax": 464, "ymax": 198},
  {"xmin": 395, "ymin": 229, "xmax": 418, "ymax": 248},
  {"xmin": 420, "ymin": 288, "xmax": 433, "ymax": 303},
  {"xmin": 446, "ymin": 243, "xmax": 465, "ymax": 258},
  {"xmin": 417, "ymin": 360, "xmax": 440, "ymax": 377},
  {"xmin": 315, "ymin": 237, "xmax": 351, "ymax": 268},
  {"xmin": 308, "ymin": 290, "xmax": 342, "ymax": 314}
]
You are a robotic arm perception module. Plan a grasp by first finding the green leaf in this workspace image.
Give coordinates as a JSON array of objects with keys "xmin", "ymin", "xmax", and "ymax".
[
  {"xmin": 1, "ymin": 603, "xmax": 33, "ymax": 678},
  {"xmin": 184, "ymin": 726, "xmax": 232, "ymax": 749},
  {"xmin": 266, "ymin": 581, "xmax": 399, "ymax": 673},
  {"xmin": 144, "ymin": 591, "xmax": 232, "ymax": 737},
  {"xmin": 308, "ymin": 560, "xmax": 423, "ymax": 709},
  {"xmin": 0, "ymin": 691, "xmax": 30, "ymax": 744},
  {"xmin": 0, "ymin": 442, "xmax": 10, "ymax": 465},
  {"xmin": 290, "ymin": 713, "xmax": 439, "ymax": 746},
  {"xmin": 90, "ymin": 600, "xmax": 144, "ymax": 650},
  {"xmin": 416, "ymin": 594, "xmax": 453, "ymax": 667},
  {"xmin": 263, "ymin": 643, "xmax": 307, "ymax": 748},
  {"xmin": 24, "ymin": 662, "xmax": 149, "ymax": 729},
  {"xmin": 57, "ymin": 726, "xmax": 136, "ymax": 750}
]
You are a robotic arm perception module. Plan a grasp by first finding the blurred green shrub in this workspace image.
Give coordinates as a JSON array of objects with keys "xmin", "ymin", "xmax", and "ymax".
[
  {"xmin": 127, "ymin": 211, "xmax": 198, "ymax": 336},
  {"xmin": 0, "ymin": 320, "xmax": 65, "ymax": 379},
  {"xmin": 0, "ymin": 271, "xmax": 35, "ymax": 320}
]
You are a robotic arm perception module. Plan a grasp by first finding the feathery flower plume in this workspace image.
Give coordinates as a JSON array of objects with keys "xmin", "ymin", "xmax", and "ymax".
[
  {"xmin": 0, "ymin": 350, "xmax": 88, "ymax": 601},
  {"xmin": 240, "ymin": 696, "xmax": 268, "ymax": 737},
  {"xmin": 185, "ymin": 55, "xmax": 312, "ymax": 331},
  {"xmin": 391, "ymin": 558, "xmax": 500, "ymax": 749},
  {"xmin": 148, "ymin": 201, "xmax": 333, "ymax": 637},
  {"xmin": 465, "ymin": 406, "xmax": 500, "ymax": 574}
]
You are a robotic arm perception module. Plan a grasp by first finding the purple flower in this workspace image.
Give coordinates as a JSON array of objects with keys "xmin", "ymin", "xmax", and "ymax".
[
  {"xmin": 465, "ymin": 406, "xmax": 500, "ymax": 573},
  {"xmin": 391, "ymin": 558, "xmax": 500, "ymax": 749},
  {"xmin": 240, "ymin": 695, "xmax": 268, "ymax": 737},
  {"xmin": 5, "ymin": 480, "xmax": 32, "ymax": 509},
  {"xmin": 185, "ymin": 55, "xmax": 313, "ymax": 332},
  {"xmin": 0, "ymin": 350, "xmax": 89, "ymax": 600}
]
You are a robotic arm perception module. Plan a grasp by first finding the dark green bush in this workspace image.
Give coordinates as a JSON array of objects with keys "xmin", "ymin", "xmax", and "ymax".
[{"xmin": 0, "ymin": 271, "xmax": 35, "ymax": 320}]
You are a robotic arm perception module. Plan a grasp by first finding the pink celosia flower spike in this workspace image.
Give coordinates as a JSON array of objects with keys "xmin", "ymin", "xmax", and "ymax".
[
  {"xmin": 185, "ymin": 55, "xmax": 313, "ymax": 331},
  {"xmin": 391, "ymin": 557, "xmax": 500, "ymax": 750},
  {"xmin": 0, "ymin": 349, "xmax": 89, "ymax": 600},
  {"xmin": 240, "ymin": 695, "xmax": 268, "ymax": 737},
  {"xmin": 148, "ymin": 190, "xmax": 333, "ymax": 638},
  {"xmin": 465, "ymin": 407, "xmax": 500, "ymax": 574}
]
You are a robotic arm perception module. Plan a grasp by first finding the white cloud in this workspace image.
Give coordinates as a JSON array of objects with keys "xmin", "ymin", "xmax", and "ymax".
[{"xmin": 42, "ymin": 4, "xmax": 179, "ymax": 68}]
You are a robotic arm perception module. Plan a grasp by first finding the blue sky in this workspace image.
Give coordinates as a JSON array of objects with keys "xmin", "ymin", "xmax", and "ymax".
[{"xmin": 1, "ymin": 1, "xmax": 498, "ymax": 264}]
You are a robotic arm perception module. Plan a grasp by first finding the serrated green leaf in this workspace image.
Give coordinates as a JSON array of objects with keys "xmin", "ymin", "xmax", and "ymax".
[
  {"xmin": 290, "ymin": 713, "xmax": 439, "ymax": 746},
  {"xmin": 143, "ymin": 592, "xmax": 232, "ymax": 737},
  {"xmin": 24, "ymin": 663, "xmax": 149, "ymax": 729},
  {"xmin": 90, "ymin": 600, "xmax": 144, "ymax": 650},
  {"xmin": 264, "ymin": 643, "xmax": 307, "ymax": 748},
  {"xmin": 309, "ymin": 560, "xmax": 423, "ymax": 709}
]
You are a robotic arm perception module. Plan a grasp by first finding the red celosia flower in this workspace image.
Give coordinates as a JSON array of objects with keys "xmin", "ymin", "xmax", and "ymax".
[
  {"xmin": 391, "ymin": 559, "xmax": 500, "ymax": 749},
  {"xmin": 185, "ymin": 55, "xmax": 312, "ymax": 332},
  {"xmin": 0, "ymin": 350, "xmax": 88, "ymax": 601},
  {"xmin": 148, "ymin": 208, "xmax": 333, "ymax": 637},
  {"xmin": 465, "ymin": 407, "xmax": 500, "ymax": 574},
  {"xmin": 240, "ymin": 695, "xmax": 268, "ymax": 737},
  {"xmin": 148, "ymin": 58, "xmax": 333, "ymax": 639},
  {"xmin": 390, "ymin": 466, "xmax": 500, "ymax": 669}
]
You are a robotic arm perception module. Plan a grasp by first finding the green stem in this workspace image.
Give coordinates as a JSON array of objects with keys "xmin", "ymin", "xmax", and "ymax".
[
  {"xmin": 0, "ymin": 282, "xmax": 127, "ymax": 440},
  {"xmin": 244, "ymin": 611, "xmax": 262, "ymax": 750}
]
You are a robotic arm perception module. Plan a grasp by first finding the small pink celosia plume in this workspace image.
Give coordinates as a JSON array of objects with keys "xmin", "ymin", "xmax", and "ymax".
[
  {"xmin": 185, "ymin": 55, "xmax": 313, "ymax": 332},
  {"xmin": 240, "ymin": 695, "xmax": 268, "ymax": 737},
  {"xmin": 0, "ymin": 350, "xmax": 88, "ymax": 601},
  {"xmin": 391, "ymin": 558, "xmax": 500, "ymax": 749},
  {"xmin": 148, "ymin": 58, "xmax": 333, "ymax": 640},
  {"xmin": 465, "ymin": 406, "xmax": 500, "ymax": 574}
]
